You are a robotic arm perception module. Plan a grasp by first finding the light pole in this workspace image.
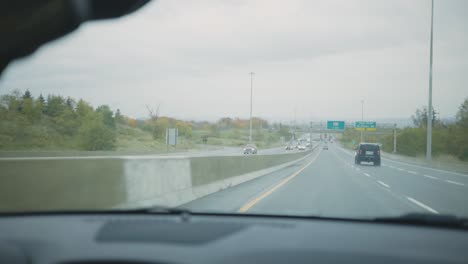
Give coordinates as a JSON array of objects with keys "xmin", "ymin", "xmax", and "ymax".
[
  {"xmin": 426, "ymin": 0, "xmax": 434, "ymax": 161},
  {"xmin": 360, "ymin": 99, "xmax": 364, "ymax": 143},
  {"xmin": 249, "ymin": 72, "xmax": 254, "ymax": 143},
  {"xmin": 294, "ymin": 107, "xmax": 297, "ymax": 140}
]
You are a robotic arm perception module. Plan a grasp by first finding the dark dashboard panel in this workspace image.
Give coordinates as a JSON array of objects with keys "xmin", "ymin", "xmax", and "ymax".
[
  {"xmin": 96, "ymin": 220, "xmax": 246, "ymax": 244},
  {"xmin": 0, "ymin": 214, "xmax": 467, "ymax": 264}
]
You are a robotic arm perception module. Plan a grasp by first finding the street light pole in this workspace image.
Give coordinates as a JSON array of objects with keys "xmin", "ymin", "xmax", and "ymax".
[
  {"xmin": 249, "ymin": 72, "xmax": 254, "ymax": 143},
  {"xmin": 294, "ymin": 107, "xmax": 297, "ymax": 140},
  {"xmin": 360, "ymin": 99, "xmax": 364, "ymax": 143},
  {"xmin": 426, "ymin": 0, "xmax": 434, "ymax": 161}
]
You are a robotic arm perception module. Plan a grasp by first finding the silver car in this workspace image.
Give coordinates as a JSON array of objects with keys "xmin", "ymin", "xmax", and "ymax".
[{"xmin": 243, "ymin": 144, "xmax": 258, "ymax": 154}]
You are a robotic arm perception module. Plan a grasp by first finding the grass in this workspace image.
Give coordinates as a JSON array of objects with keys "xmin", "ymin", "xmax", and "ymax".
[
  {"xmin": 0, "ymin": 126, "xmax": 284, "ymax": 157},
  {"xmin": 191, "ymin": 129, "xmax": 283, "ymax": 148}
]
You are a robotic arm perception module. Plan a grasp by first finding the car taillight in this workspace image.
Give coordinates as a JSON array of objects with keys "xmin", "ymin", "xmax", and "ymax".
[{"xmin": 377, "ymin": 150, "xmax": 380, "ymax": 156}]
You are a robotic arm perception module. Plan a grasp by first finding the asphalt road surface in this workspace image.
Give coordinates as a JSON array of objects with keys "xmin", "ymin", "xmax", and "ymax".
[
  {"xmin": 183, "ymin": 143, "xmax": 468, "ymax": 219},
  {"xmin": 0, "ymin": 145, "xmax": 292, "ymax": 160}
]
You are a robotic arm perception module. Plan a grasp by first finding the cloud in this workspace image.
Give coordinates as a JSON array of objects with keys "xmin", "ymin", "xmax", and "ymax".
[{"xmin": 1, "ymin": 0, "xmax": 467, "ymax": 121}]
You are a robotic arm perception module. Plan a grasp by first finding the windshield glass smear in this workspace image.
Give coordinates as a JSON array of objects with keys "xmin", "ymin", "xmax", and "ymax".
[{"xmin": 0, "ymin": 0, "xmax": 468, "ymax": 221}]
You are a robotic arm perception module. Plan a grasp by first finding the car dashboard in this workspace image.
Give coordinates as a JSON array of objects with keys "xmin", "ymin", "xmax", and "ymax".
[{"xmin": 0, "ymin": 213, "xmax": 467, "ymax": 264}]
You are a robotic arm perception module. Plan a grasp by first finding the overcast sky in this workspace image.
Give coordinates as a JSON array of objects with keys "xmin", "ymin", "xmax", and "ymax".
[{"xmin": 1, "ymin": 0, "xmax": 467, "ymax": 122}]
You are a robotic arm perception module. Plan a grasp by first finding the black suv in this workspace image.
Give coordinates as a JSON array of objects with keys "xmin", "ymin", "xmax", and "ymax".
[{"xmin": 355, "ymin": 143, "xmax": 381, "ymax": 166}]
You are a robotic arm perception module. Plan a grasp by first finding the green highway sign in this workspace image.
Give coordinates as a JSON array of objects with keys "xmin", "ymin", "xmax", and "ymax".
[
  {"xmin": 355, "ymin": 121, "xmax": 377, "ymax": 131},
  {"xmin": 327, "ymin": 120, "xmax": 345, "ymax": 130}
]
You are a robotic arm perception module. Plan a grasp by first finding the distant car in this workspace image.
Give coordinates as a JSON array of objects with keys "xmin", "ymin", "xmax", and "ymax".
[
  {"xmin": 323, "ymin": 144, "xmax": 328, "ymax": 150},
  {"xmin": 243, "ymin": 144, "xmax": 258, "ymax": 154},
  {"xmin": 297, "ymin": 145, "xmax": 306, "ymax": 151},
  {"xmin": 285, "ymin": 144, "xmax": 295, "ymax": 150},
  {"xmin": 355, "ymin": 143, "xmax": 381, "ymax": 166}
]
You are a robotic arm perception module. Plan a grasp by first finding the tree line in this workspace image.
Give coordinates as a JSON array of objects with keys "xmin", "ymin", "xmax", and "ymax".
[
  {"xmin": 0, "ymin": 90, "xmax": 296, "ymax": 151},
  {"xmin": 0, "ymin": 90, "xmax": 122, "ymax": 150},
  {"xmin": 382, "ymin": 98, "xmax": 468, "ymax": 160},
  {"xmin": 341, "ymin": 97, "xmax": 468, "ymax": 161}
]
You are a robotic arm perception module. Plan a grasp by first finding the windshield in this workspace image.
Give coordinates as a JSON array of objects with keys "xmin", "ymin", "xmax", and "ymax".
[
  {"xmin": 359, "ymin": 144, "xmax": 379, "ymax": 151},
  {"xmin": 1, "ymin": 0, "xmax": 467, "ymax": 220}
]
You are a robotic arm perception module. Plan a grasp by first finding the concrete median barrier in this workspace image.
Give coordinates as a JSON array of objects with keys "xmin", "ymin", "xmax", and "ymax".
[
  {"xmin": 0, "ymin": 148, "xmax": 314, "ymax": 212},
  {"xmin": 0, "ymin": 158, "xmax": 126, "ymax": 211},
  {"xmin": 191, "ymin": 151, "xmax": 311, "ymax": 186}
]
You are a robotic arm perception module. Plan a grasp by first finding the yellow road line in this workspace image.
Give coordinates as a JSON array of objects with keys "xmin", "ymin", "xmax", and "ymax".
[{"xmin": 238, "ymin": 149, "xmax": 322, "ymax": 213}]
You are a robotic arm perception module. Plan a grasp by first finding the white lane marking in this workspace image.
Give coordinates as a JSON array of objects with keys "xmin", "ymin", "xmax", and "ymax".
[
  {"xmin": 364, "ymin": 173, "xmax": 371, "ymax": 177},
  {"xmin": 339, "ymin": 146, "xmax": 467, "ymax": 178},
  {"xmin": 407, "ymin": 170, "xmax": 418, "ymax": 175},
  {"xmin": 338, "ymin": 148, "xmax": 354, "ymax": 156},
  {"xmin": 406, "ymin": 197, "xmax": 439, "ymax": 214},
  {"xmin": 383, "ymin": 157, "xmax": 468, "ymax": 177},
  {"xmin": 445, "ymin": 180, "xmax": 465, "ymax": 186},
  {"xmin": 423, "ymin": 174, "xmax": 438, "ymax": 180},
  {"xmin": 377, "ymin": 180, "xmax": 390, "ymax": 188},
  {"xmin": 337, "ymin": 145, "xmax": 467, "ymax": 177}
]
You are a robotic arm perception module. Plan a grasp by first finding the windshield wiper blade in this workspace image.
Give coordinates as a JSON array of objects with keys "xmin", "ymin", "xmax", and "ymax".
[
  {"xmin": 121, "ymin": 206, "xmax": 191, "ymax": 214},
  {"xmin": 374, "ymin": 213, "xmax": 468, "ymax": 228},
  {"xmin": 0, "ymin": 206, "xmax": 193, "ymax": 216}
]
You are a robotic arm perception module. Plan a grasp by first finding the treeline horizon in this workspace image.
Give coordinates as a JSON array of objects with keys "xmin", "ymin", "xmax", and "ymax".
[
  {"xmin": 341, "ymin": 98, "xmax": 468, "ymax": 161},
  {"xmin": 0, "ymin": 90, "xmax": 293, "ymax": 151}
]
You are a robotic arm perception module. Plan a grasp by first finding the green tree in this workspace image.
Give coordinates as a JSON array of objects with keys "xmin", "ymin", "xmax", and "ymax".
[
  {"xmin": 456, "ymin": 97, "xmax": 468, "ymax": 128},
  {"xmin": 78, "ymin": 114, "xmax": 116, "ymax": 150},
  {"xmin": 37, "ymin": 94, "xmax": 45, "ymax": 104},
  {"xmin": 65, "ymin": 97, "xmax": 76, "ymax": 110},
  {"xmin": 176, "ymin": 121, "xmax": 192, "ymax": 138},
  {"xmin": 53, "ymin": 108, "xmax": 79, "ymax": 136},
  {"xmin": 45, "ymin": 95, "xmax": 66, "ymax": 117},
  {"xmin": 76, "ymin": 99, "xmax": 94, "ymax": 119},
  {"xmin": 1, "ymin": 90, "xmax": 22, "ymax": 112},
  {"xmin": 21, "ymin": 97, "xmax": 34, "ymax": 122},
  {"xmin": 412, "ymin": 106, "xmax": 440, "ymax": 128},
  {"xmin": 451, "ymin": 97, "xmax": 468, "ymax": 160},
  {"xmin": 22, "ymin": 90, "xmax": 32, "ymax": 100},
  {"xmin": 96, "ymin": 105, "xmax": 115, "ymax": 128},
  {"xmin": 115, "ymin": 109, "xmax": 124, "ymax": 124},
  {"xmin": 33, "ymin": 97, "xmax": 45, "ymax": 121},
  {"xmin": 152, "ymin": 118, "xmax": 170, "ymax": 140}
]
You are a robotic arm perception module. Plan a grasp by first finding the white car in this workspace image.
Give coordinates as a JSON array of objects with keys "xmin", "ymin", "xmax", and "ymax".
[
  {"xmin": 243, "ymin": 144, "xmax": 258, "ymax": 154},
  {"xmin": 297, "ymin": 145, "xmax": 306, "ymax": 151}
]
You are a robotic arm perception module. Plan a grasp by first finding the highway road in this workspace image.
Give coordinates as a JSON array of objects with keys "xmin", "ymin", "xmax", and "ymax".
[
  {"xmin": 183, "ymin": 143, "xmax": 468, "ymax": 219},
  {"xmin": 0, "ymin": 145, "xmax": 293, "ymax": 160},
  {"xmin": 0, "ymin": 133, "xmax": 315, "ymax": 160}
]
